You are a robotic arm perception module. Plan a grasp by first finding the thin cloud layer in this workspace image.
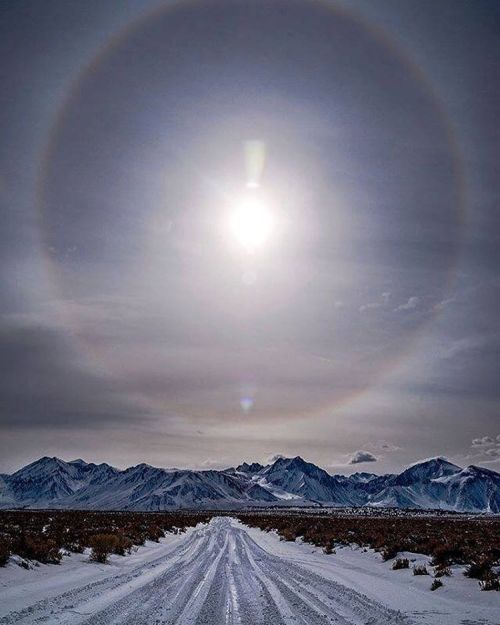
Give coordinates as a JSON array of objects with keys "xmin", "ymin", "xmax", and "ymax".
[
  {"xmin": 394, "ymin": 296, "xmax": 420, "ymax": 312},
  {"xmin": 0, "ymin": 1, "xmax": 499, "ymax": 472},
  {"xmin": 472, "ymin": 436, "xmax": 495, "ymax": 447}
]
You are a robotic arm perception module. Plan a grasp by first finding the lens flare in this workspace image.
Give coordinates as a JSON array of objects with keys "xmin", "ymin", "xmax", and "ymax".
[
  {"xmin": 230, "ymin": 194, "xmax": 274, "ymax": 251},
  {"xmin": 240, "ymin": 397, "xmax": 254, "ymax": 413},
  {"xmin": 244, "ymin": 139, "xmax": 266, "ymax": 189}
]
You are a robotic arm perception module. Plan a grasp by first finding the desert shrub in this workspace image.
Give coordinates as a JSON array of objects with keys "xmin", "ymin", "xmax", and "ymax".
[
  {"xmin": 132, "ymin": 533, "xmax": 146, "ymax": 546},
  {"xmin": 19, "ymin": 535, "xmax": 61, "ymax": 564},
  {"xmin": 63, "ymin": 540, "xmax": 84, "ymax": 554},
  {"xmin": 430, "ymin": 579, "xmax": 443, "ymax": 591},
  {"xmin": 479, "ymin": 574, "xmax": 500, "ymax": 591},
  {"xmin": 433, "ymin": 565, "xmax": 451, "ymax": 577},
  {"xmin": 280, "ymin": 527, "xmax": 297, "ymax": 542},
  {"xmin": 430, "ymin": 545, "xmax": 464, "ymax": 566},
  {"xmin": 88, "ymin": 534, "xmax": 119, "ymax": 564},
  {"xmin": 0, "ymin": 510, "xmax": 211, "ymax": 568},
  {"xmin": 114, "ymin": 534, "xmax": 133, "ymax": 556},
  {"xmin": 413, "ymin": 564, "xmax": 429, "ymax": 575},
  {"xmin": 392, "ymin": 558, "xmax": 409, "ymax": 570},
  {"xmin": 0, "ymin": 539, "xmax": 10, "ymax": 566},
  {"xmin": 464, "ymin": 560, "xmax": 493, "ymax": 581},
  {"xmin": 294, "ymin": 525, "xmax": 308, "ymax": 538},
  {"xmin": 381, "ymin": 545, "xmax": 398, "ymax": 561},
  {"xmin": 235, "ymin": 511, "xmax": 500, "ymax": 575},
  {"xmin": 323, "ymin": 543, "xmax": 335, "ymax": 555},
  {"xmin": 146, "ymin": 525, "xmax": 164, "ymax": 542}
]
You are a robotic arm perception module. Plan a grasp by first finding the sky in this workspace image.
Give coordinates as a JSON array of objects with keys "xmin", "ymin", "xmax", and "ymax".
[{"xmin": 0, "ymin": 0, "xmax": 499, "ymax": 475}]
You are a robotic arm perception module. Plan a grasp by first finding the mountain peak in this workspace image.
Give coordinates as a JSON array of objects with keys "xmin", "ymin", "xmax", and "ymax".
[
  {"xmin": 236, "ymin": 462, "xmax": 264, "ymax": 474},
  {"xmin": 463, "ymin": 464, "xmax": 500, "ymax": 478},
  {"xmin": 394, "ymin": 456, "xmax": 462, "ymax": 487},
  {"xmin": 274, "ymin": 455, "xmax": 306, "ymax": 467},
  {"xmin": 2, "ymin": 454, "xmax": 498, "ymax": 513}
]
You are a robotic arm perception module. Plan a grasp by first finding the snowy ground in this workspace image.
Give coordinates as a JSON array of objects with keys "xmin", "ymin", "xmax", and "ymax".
[{"xmin": 0, "ymin": 517, "xmax": 497, "ymax": 624}]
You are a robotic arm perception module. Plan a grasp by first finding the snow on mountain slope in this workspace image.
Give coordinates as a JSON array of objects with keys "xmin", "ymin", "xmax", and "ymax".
[
  {"xmin": 348, "ymin": 471, "xmax": 379, "ymax": 483},
  {"xmin": 391, "ymin": 457, "xmax": 461, "ymax": 486},
  {"xmin": 435, "ymin": 465, "xmax": 500, "ymax": 513},
  {"xmin": 258, "ymin": 456, "xmax": 366, "ymax": 505},
  {"xmin": 0, "ymin": 474, "xmax": 16, "ymax": 507},
  {"xmin": 3, "ymin": 457, "xmax": 119, "ymax": 508},
  {"xmin": 1, "ymin": 455, "xmax": 498, "ymax": 512},
  {"xmin": 7, "ymin": 460, "xmax": 278, "ymax": 511},
  {"xmin": 367, "ymin": 458, "xmax": 500, "ymax": 512}
]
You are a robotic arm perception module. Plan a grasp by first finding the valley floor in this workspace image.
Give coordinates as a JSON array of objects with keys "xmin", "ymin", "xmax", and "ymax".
[{"xmin": 0, "ymin": 517, "xmax": 497, "ymax": 625}]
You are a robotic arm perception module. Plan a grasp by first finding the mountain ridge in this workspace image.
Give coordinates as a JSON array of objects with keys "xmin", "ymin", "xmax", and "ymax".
[{"xmin": 0, "ymin": 455, "xmax": 498, "ymax": 513}]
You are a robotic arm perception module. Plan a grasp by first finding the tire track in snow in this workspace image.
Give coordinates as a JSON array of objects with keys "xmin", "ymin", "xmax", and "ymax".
[{"xmin": 238, "ymin": 525, "xmax": 410, "ymax": 625}]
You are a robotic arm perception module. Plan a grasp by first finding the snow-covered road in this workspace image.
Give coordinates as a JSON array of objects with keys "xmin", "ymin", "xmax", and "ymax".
[{"xmin": 0, "ymin": 517, "xmax": 497, "ymax": 625}]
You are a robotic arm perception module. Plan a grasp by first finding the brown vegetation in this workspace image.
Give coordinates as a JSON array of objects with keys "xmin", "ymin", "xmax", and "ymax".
[
  {"xmin": 88, "ymin": 533, "xmax": 120, "ymax": 563},
  {"xmin": 0, "ymin": 510, "xmax": 210, "ymax": 566},
  {"xmin": 236, "ymin": 511, "xmax": 500, "ymax": 572},
  {"xmin": 0, "ymin": 539, "xmax": 10, "ymax": 566}
]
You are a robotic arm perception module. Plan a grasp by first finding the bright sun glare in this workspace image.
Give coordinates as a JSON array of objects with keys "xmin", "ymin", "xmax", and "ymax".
[{"xmin": 230, "ymin": 194, "xmax": 274, "ymax": 252}]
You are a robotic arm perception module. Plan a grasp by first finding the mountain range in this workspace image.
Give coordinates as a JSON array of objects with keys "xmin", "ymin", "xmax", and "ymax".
[{"xmin": 0, "ymin": 455, "xmax": 498, "ymax": 513}]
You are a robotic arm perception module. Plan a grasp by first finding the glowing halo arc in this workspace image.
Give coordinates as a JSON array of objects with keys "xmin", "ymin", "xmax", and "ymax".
[{"xmin": 35, "ymin": 0, "xmax": 468, "ymax": 420}]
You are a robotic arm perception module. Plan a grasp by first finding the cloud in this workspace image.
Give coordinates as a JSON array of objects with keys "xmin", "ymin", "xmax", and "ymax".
[
  {"xmin": 439, "ymin": 335, "xmax": 496, "ymax": 361},
  {"xmin": 200, "ymin": 458, "xmax": 229, "ymax": 469},
  {"xmin": 394, "ymin": 296, "xmax": 420, "ymax": 312},
  {"xmin": 472, "ymin": 436, "xmax": 495, "ymax": 447},
  {"xmin": 365, "ymin": 440, "xmax": 400, "ymax": 452},
  {"xmin": 485, "ymin": 448, "xmax": 500, "ymax": 457},
  {"xmin": 268, "ymin": 453, "xmax": 285, "ymax": 463},
  {"xmin": 359, "ymin": 302, "xmax": 381, "ymax": 313},
  {"xmin": 349, "ymin": 450, "xmax": 378, "ymax": 464},
  {"xmin": 434, "ymin": 296, "xmax": 456, "ymax": 312},
  {"xmin": 380, "ymin": 442, "xmax": 398, "ymax": 451},
  {"xmin": 359, "ymin": 291, "xmax": 391, "ymax": 313},
  {"xmin": 0, "ymin": 320, "xmax": 148, "ymax": 428}
]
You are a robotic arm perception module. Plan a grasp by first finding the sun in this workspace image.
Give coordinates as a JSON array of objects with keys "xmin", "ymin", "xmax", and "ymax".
[{"xmin": 229, "ymin": 193, "xmax": 274, "ymax": 252}]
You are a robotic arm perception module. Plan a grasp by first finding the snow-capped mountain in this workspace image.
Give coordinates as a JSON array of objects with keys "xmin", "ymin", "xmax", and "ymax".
[
  {"xmin": 432, "ymin": 464, "xmax": 500, "ymax": 513},
  {"xmin": 255, "ymin": 456, "xmax": 365, "ymax": 505},
  {"xmin": 2, "ymin": 457, "xmax": 119, "ymax": 508},
  {"xmin": 0, "ymin": 455, "xmax": 498, "ymax": 512},
  {"xmin": 392, "ymin": 457, "xmax": 461, "ymax": 486},
  {"xmin": 366, "ymin": 457, "xmax": 500, "ymax": 512}
]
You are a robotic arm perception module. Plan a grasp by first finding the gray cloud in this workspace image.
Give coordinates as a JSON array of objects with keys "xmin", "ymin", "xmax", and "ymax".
[
  {"xmin": 434, "ymin": 296, "xmax": 456, "ymax": 312},
  {"xmin": 439, "ymin": 334, "xmax": 500, "ymax": 361},
  {"xmin": 365, "ymin": 440, "xmax": 400, "ymax": 452},
  {"xmin": 0, "ymin": 320, "xmax": 148, "ymax": 428},
  {"xmin": 485, "ymin": 448, "xmax": 500, "ymax": 457},
  {"xmin": 394, "ymin": 296, "xmax": 420, "ymax": 312},
  {"xmin": 359, "ymin": 302, "xmax": 382, "ymax": 313},
  {"xmin": 472, "ymin": 436, "xmax": 495, "ymax": 447},
  {"xmin": 349, "ymin": 450, "xmax": 378, "ymax": 465},
  {"xmin": 267, "ymin": 453, "xmax": 285, "ymax": 464},
  {"xmin": 359, "ymin": 292, "xmax": 391, "ymax": 313}
]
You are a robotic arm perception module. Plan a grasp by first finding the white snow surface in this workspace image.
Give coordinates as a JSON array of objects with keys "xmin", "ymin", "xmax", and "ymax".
[{"xmin": 0, "ymin": 517, "xmax": 497, "ymax": 625}]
